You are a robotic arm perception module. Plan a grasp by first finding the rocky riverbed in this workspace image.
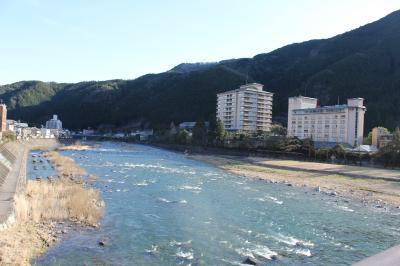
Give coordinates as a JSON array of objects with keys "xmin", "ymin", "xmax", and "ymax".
[{"xmin": 190, "ymin": 154, "xmax": 400, "ymax": 210}]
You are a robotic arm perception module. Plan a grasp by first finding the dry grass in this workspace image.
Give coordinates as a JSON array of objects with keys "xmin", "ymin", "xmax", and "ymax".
[
  {"xmin": 0, "ymin": 150, "xmax": 104, "ymax": 266},
  {"xmin": 0, "ymin": 222, "xmax": 50, "ymax": 266},
  {"xmin": 44, "ymin": 151, "xmax": 86, "ymax": 179},
  {"xmin": 0, "ymin": 179, "xmax": 104, "ymax": 266},
  {"xmin": 15, "ymin": 179, "xmax": 103, "ymax": 226}
]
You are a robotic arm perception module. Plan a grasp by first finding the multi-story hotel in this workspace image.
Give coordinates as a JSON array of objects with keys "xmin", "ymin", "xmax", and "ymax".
[
  {"xmin": 45, "ymin": 114, "xmax": 63, "ymax": 130},
  {"xmin": 287, "ymin": 96, "xmax": 366, "ymax": 146},
  {"xmin": 216, "ymin": 83, "xmax": 273, "ymax": 132}
]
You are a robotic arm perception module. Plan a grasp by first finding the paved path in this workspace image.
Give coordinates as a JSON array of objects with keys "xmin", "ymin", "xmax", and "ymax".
[{"xmin": 245, "ymin": 157, "xmax": 400, "ymax": 181}]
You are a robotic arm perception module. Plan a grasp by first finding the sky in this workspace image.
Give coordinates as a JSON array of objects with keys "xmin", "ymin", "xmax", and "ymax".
[{"xmin": 0, "ymin": 0, "xmax": 399, "ymax": 85}]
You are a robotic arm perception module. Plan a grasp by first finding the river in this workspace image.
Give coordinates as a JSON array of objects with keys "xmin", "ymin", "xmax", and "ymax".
[{"xmin": 30, "ymin": 142, "xmax": 400, "ymax": 265}]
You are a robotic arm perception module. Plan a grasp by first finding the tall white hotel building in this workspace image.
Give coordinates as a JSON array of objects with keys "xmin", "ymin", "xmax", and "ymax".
[
  {"xmin": 216, "ymin": 83, "xmax": 273, "ymax": 132},
  {"xmin": 287, "ymin": 96, "xmax": 366, "ymax": 146}
]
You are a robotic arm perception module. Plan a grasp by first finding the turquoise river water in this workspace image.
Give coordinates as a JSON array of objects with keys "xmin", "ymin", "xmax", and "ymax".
[{"xmin": 29, "ymin": 142, "xmax": 400, "ymax": 265}]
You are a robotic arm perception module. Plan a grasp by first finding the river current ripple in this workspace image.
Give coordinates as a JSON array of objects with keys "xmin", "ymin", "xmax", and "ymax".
[{"xmin": 32, "ymin": 142, "xmax": 400, "ymax": 265}]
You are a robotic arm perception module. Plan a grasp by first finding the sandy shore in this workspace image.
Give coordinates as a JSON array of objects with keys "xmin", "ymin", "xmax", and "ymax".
[
  {"xmin": 0, "ymin": 143, "xmax": 103, "ymax": 266},
  {"xmin": 190, "ymin": 155, "xmax": 400, "ymax": 208}
]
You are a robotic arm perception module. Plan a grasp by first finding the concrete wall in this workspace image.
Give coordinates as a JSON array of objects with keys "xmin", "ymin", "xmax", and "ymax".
[
  {"xmin": 0, "ymin": 142, "xmax": 24, "ymax": 230},
  {"xmin": 0, "ymin": 139, "xmax": 59, "ymax": 230}
]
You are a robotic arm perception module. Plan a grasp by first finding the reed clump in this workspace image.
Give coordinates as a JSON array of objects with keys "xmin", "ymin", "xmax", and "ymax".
[
  {"xmin": 15, "ymin": 179, "xmax": 103, "ymax": 226},
  {"xmin": 0, "ymin": 150, "xmax": 103, "ymax": 266},
  {"xmin": 44, "ymin": 151, "xmax": 86, "ymax": 180}
]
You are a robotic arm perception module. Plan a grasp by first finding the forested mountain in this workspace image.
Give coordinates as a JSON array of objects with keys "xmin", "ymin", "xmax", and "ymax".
[{"xmin": 1, "ymin": 10, "xmax": 400, "ymax": 131}]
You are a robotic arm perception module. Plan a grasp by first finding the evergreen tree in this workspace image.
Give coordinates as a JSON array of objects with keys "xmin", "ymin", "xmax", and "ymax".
[
  {"xmin": 192, "ymin": 119, "xmax": 207, "ymax": 146},
  {"xmin": 215, "ymin": 119, "xmax": 225, "ymax": 142},
  {"xmin": 175, "ymin": 129, "xmax": 190, "ymax": 145},
  {"xmin": 270, "ymin": 123, "xmax": 287, "ymax": 136},
  {"xmin": 169, "ymin": 121, "xmax": 177, "ymax": 135},
  {"xmin": 207, "ymin": 115, "xmax": 217, "ymax": 145},
  {"xmin": 375, "ymin": 127, "xmax": 400, "ymax": 166}
]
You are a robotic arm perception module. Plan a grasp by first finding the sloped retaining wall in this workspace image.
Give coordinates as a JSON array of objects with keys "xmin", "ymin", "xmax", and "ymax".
[
  {"xmin": 0, "ymin": 139, "xmax": 58, "ymax": 230},
  {"xmin": 0, "ymin": 142, "xmax": 25, "ymax": 230}
]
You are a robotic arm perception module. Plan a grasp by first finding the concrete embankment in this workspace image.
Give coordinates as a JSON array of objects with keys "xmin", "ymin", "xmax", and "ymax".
[
  {"xmin": 353, "ymin": 245, "xmax": 400, "ymax": 266},
  {"xmin": 0, "ymin": 139, "xmax": 58, "ymax": 230}
]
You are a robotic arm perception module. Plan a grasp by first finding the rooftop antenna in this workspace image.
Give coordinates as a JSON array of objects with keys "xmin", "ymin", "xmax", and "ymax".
[
  {"xmin": 245, "ymin": 72, "xmax": 248, "ymax": 84},
  {"xmin": 337, "ymin": 96, "xmax": 340, "ymax": 105}
]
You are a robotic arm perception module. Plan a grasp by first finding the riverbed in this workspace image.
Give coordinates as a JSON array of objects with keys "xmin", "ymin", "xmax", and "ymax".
[{"xmin": 31, "ymin": 142, "xmax": 400, "ymax": 265}]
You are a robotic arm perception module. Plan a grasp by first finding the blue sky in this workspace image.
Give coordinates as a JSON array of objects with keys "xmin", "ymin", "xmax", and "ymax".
[{"xmin": 0, "ymin": 0, "xmax": 399, "ymax": 84}]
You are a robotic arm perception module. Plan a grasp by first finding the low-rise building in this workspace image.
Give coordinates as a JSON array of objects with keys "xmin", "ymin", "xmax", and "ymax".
[
  {"xmin": 178, "ymin": 122, "xmax": 209, "ymax": 131},
  {"xmin": 129, "ymin": 129, "xmax": 154, "ymax": 141},
  {"xmin": 371, "ymin": 127, "xmax": 393, "ymax": 148},
  {"xmin": 217, "ymin": 83, "xmax": 273, "ymax": 132},
  {"xmin": 83, "ymin": 129, "xmax": 95, "ymax": 135},
  {"xmin": 6, "ymin": 120, "xmax": 15, "ymax": 132},
  {"xmin": 287, "ymin": 96, "xmax": 366, "ymax": 147},
  {"xmin": 40, "ymin": 128, "xmax": 53, "ymax": 139}
]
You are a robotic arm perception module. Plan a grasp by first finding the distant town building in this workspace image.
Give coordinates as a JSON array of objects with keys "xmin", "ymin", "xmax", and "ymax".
[
  {"xmin": 5, "ymin": 118, "xmax": 60, "ymax": 140},
  {"xmin": 287, "ymin": 96, "xmax": 366, "ymax": 147},
  {"xmin": 129, "ymin": 129, "xmax": 154, "ymax": 141},
  {"xmin": 0, "ymin": 104, "xmax": 7, "ymax": 132},
  {"xmin": 46, "ymin": 114, "xmax": 62, "ymax": 130},
  {"xmin": 216, "ymin": 83, "xmax": 273, "ymax": 132},
  {"xmin": 6, "ymin": 120, "xmax": 15, "ymax": 132},
  {"xmin": 350, "ymin": 144, "xmax": 378, "ymax": 154},
  {"xmin": 40, "ymin": 128, "xmax": 53, "ymax": 139},
  {"xmin": 178, "ymin": 122, "xmax": 210, "ymax": 131},
  {"xmin": 82, "ymin": 129, "xmax": 95, "ymax": 135},
  {"xmin": 371, "ymin": 127, "xmax": 393, "ymax": 148}
]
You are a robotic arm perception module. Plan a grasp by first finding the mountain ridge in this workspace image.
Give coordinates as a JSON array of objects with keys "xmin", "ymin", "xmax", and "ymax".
[{"xmin": 1, "ymin": 10, "xmax": 400, "ymax": 131}]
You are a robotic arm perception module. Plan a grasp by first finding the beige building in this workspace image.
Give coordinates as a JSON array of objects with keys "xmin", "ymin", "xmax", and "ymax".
[
  {"xmin": 287, "ymin": 96, "xmax": 366, "ymax": 146},
  {"xmin": 371, "ymin": 127, "xmax": 392, "ymax": 148},
  {"xmin": 216, "ymin": 83, "xmax": 273, "ymax": 132}
]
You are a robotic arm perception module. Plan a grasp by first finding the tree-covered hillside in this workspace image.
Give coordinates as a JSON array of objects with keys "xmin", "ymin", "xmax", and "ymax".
[
  {"xmin": 1, "ymin": 10, "xmax": 400, "ymax": 131},
  {"xmin": 2, "ymin": 66, "xmax": 248, "ymax": 129}
]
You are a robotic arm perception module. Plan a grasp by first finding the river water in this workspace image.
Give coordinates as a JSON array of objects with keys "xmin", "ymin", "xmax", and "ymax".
[{"xmin": 31, "ymin": 142, "xmax": 400, "ymax": 265}]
